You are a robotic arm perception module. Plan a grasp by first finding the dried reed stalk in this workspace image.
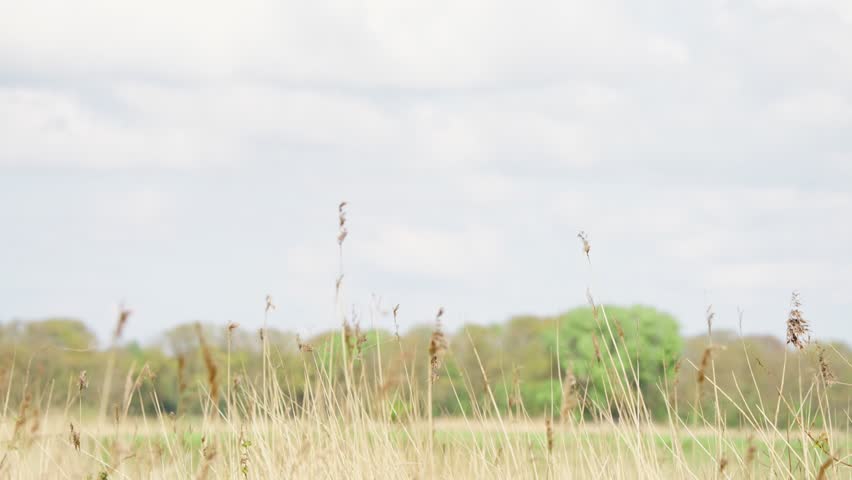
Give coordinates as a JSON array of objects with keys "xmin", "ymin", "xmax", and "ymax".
[
  {"xmin": 195, "ymin": 323, "xmax": 219, "ymax": 410},
  {"xmin": 99, "ymin": 304, "xmax": 132, "ymax": 421}
]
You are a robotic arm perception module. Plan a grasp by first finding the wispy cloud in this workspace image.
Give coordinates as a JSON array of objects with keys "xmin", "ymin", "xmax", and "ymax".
[{"xmin": 1, "ymin": 0, "xmax": 851, "ymax": 341}]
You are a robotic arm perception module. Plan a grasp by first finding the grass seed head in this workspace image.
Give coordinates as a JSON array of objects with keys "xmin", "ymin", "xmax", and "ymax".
[
  {"xmin": 265, "ymin": 294, "xmax": 276, "ymax": 314},
  {"xmin": 561, "ymin": 368, "xmax": 578, "ymax": 423},
  {"xmin": 745, "ymin": 435, "xmax": 756, "ymax": 467},
  {"xmin": 592, "ymin": 333, "xmax": 601, "ymax": 363},
  {"xmin": 296, "ymin": 334, "xmax": 314, "ymax": 353},
  {"xmin": 718, "ymin": 456, "xmax": 728, "ymax": 474},
  {"xmin": 706, "ymin": 304, "xmax": 715, "ymax": 337},
  {"xmin": 786, "ymin": 291, "xmax": 810, "ymax": 350},
  {"xmin": 817, "ymin": 344, "xmax": 836, "ymax": 386},
  {"xmin": 335, "ymin": 275, "xmax": 344, "ymax": 297},
  {"xmin": 69, "ymin": 423, "xmax": 81, "ymax": 451},
  {"xmin": 545, "ymin": 416, "xmax": 554, "ymax": 454},
  {"xmin": 13, "ymin": 393, "xmax": 31, "ymax": 441},
  {"xmin": 614, "ymin": 318, "xmax": 625, "ymax": 341},
  {"xmin": 392, "ymin": 304, "xmax": 401, "ymax": 340},
  {"xmin": 697, "ymin": 347, "xmax": 712, "ymax": 386},
  {"xmin": 78, "ymin": 370, "xmax": 89, "ymax": 393},
  {"xmin": 429, "ymin": 308, "xmax": 447, "ymax": 383},
  {"xmin": 337, "ymin": 201, "xmax": 349, "ymax": 246},
  {"xmin": 586, "ymin": 288, "xmax": 598, "ymax": 323},
  {"xmin": 115, "ymin": 303, "xmax": 132, "ymax": 340},
  {"xmin": 577, "ymin": 231, "xmax": 591, "ymax": 260}
]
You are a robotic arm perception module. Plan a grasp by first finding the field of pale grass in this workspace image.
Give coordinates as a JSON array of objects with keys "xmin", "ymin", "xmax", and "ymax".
[{"xmin": 1, "ymin": 207, "xmax": 847, "ymax": 478}]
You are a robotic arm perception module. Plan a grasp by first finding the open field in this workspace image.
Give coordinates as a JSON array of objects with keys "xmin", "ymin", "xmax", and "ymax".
[
  {"xmin": 1, "ymin": 300, "xmax": 849, "ymax": 479},
  {"xmin": 1, "ymin": 411, "xmax": 850, "ymax": 478},
  {"xmin": 1, "ymin": 209, "xmax": 850, "ymax": 479}
]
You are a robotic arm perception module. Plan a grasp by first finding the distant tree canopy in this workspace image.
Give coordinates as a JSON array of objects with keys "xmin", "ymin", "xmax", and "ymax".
[
  {"xmin": 0, "ymin": 306, "xmax": 848, "ymax": 427},
  {"xmin": 1, "ymin": 318, "xmax": 97, "ymax": 350},
  {"xmin": 443, "ymin": 305, "xmax": 682, "ymax": 418}
]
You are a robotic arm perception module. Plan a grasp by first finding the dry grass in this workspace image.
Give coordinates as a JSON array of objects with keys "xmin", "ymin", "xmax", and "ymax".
[{"xmin": 1, "ymin": 207, "xmax": 849, "ymax": 479}]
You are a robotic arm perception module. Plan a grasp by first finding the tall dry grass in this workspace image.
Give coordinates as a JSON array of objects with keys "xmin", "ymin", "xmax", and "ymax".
[{"xmin": 0, "ymin": 205, "xmax": 849, "ymax": 479}]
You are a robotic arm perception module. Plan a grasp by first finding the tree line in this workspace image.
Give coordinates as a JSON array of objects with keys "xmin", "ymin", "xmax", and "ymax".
[{"xmin": 0, "ymin": 305, "xmax": 848, "ymax": 426}]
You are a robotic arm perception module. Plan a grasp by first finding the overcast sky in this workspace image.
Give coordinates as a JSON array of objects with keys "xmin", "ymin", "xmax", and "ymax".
[{"xmin": 1, "ymin": 0, "xmax": 851, "ymax": 344}]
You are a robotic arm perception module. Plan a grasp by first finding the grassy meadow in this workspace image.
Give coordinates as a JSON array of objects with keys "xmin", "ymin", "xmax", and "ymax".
[{"xmin": 1, "ymin": 206, "xmax": 849, "ymax": 479}]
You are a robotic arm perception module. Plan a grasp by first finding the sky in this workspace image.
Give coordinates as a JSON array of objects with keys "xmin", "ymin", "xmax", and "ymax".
[{"xmin": 1, "ymin": 0, "xmax": 851, "ymax": 345}]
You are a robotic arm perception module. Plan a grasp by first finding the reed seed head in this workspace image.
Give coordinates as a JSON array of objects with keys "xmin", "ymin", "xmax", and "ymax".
[
  {"xmin": 561, "ymin": 368, "xmax": 578, "ymax": 423},
  {"xmin": 614, "ymin": 318, "xmax": 625, "ymax": 341},
  {"xmin": 392, "ymin": 304, "xmax": 401, "ymax": 340},
  {"xmin": 335, "ymin": 275, "xmax": 344, "ymax": 297},
  {"xmin": 545, "ymin": 416, "xmax": 554, "ymax": 454},
  {"xmin": 592, "ymin": 333, "xmax": 601, "ymax": 363},
  {"xmin": 337, "ymin": 201, "xmax": 348, "ymax": 246},
  {"xmin": 13, "ymin": 393, "xmax": 31, "ymax": 441},
  {"xmin": 69, "ymin": 423, "xmax": 81, "ymax": 451},
  {"xmin": 78, "ymin": 370, "xmax": 88, "ymax": 393},
  {"xmin": 586, "ymin": 288, "xmax": 598, "ymax": 323},
  {"xmin": 706, "ymin": 304, "xmax": 715, "ymax": 337},
  {"xmin": 115, "ymin": 303, "xmax": 132, "ymax": 340},
  {"xmin": 577, "ymin": 231, "xmax": 591, "ymax": 260},
  {"xmin": 817, "ymin": 344, "xmax": 836, "ymax": 386},
  {"xmin": 745, "ymin": 435, "xmax": 756, "ymax": 467},
  {"xmin": 429, "ymin": 308, "xmax": 447, "ymax": 384},
  {"xmin": 786, "ymin": 291, "xmax": 810, "ymax": 350},
  {"xmin": 697, "ymin": 347, "xmax": 712, "ymax": 386},
  {"xmin": 296, "ymin": 334, "xmax": 314, "ymax": 353},
  {"xmin": 265, "ymin": 294, "xmax": 276, "ymax": 314}
]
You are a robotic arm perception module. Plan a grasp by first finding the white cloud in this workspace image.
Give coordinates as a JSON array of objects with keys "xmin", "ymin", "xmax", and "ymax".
[
  {"xmin": 362, "ymin": 225, "xmax": 503, "ymax": 278},
  {"xmin": 0, "ymin": 88, "xmax": 222, "ymax": 168},
  {"xmin": 1, "ymin": 81, "xmax": 610, "ymax": 170},
  {"xmin": 2, "ymin": 0, "xmax": 852, "ymax": 341},
  {"xmin": 116, "ymin": 83, "xmax": 401, "ymax": 152},
  {"xmin": 0, "ymin": 0, "xmax": 691, "ymax": 87},
  {"xmin": 706, "ymin": 261, "xmax": 842, "ymax": 290},
  {"xmin": 90, "ymin": 188, "xmax": 176, "ymax": 241},
  {"xmin": 770, "ymin": 90, "xmax": 852, "ymax": 126},
  {"xmin": 3, "ymin": 0, "xmax": 851, "ymax": 174}
]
